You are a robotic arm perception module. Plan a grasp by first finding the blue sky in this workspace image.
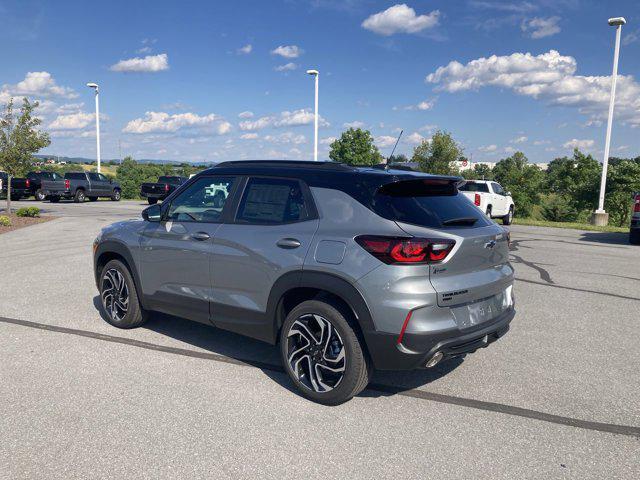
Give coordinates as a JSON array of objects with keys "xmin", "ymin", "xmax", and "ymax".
[{"xmin": 1, "ymin": 0, "xmax": 639, "ymax": 164}]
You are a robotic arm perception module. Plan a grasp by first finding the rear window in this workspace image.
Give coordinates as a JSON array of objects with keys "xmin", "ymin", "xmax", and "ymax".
[
  {"xmin": 65, "ymin": 172, "xmax": 86, "ymax": 180},
  {"xmin": 372, "ymin": 179, "xmax": 491, "ymax": 229},
  {"xmin": 459, "ymin": 182, "xmax": 489, "ymax": 193},
  {"xmin": 159, "ymin": 176, "xmax": 183, "ymax": 184}
]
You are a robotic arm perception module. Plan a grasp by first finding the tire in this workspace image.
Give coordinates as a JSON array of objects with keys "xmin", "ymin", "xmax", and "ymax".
[
  {"xmin": 502, "ymin": 206, "xmax": 514, "ymax": 225},
  {"xmin": 88, "ymin": 196, "xmax": 98, "ymax": 202},
  {"xmin": 111, "ymin": 189, "xmax": 121, "ymax": 201},
  {"xmin": 99, "ymin": 259, "xmax": 147, "ymax": 329},
  {"xmin": 49, "ymin": 196, "xmax": 60, "ymax": 203},
  {"xmin": 280, "ymin": 300, "xmax": 371, "ymax": 405},
  {"xmin": 74, "ymin": 189, "xmax": 85, "ymax": 203},
  {"xmin": 486, "ymin": 206, "xmax": 492, "ymax": 218},
  {"xmin": 630, "ymin": 230, "xmax": 640, "ymax": 245},
  {"xmin": 147, "ymin": 198, "xmax": 158, "ymax": 205},
  {"xmin": 35, "ymin": 190, "xmax": 46, "ymax": 201}
]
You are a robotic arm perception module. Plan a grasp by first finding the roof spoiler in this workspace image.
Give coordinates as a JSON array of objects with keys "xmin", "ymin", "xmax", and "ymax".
[{"xmin": 377, "ymin": 177, "xmax": 465, "ymax": 196}]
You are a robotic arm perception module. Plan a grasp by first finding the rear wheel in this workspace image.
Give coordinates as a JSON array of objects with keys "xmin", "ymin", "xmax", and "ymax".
[
  {"xmin": 111, "ymin": 189, "xmax": 121, "ymax": 201},
  {"xmin": 99, "ymin": 259, "xmax": 147, "ymax": 329},
  {"xmin": 147, "ymin": 198, "xmax": 158, "ymax": 205},
  {"xmin": 503, "ymin": 206, "xmax": 514, "ymax": 225},
  {"xmin": 35, "ymin": 190, "xmax": 46, "ymax": 201},
  {"xmin": 280, "ymin": 300, "xmax": 370, "ymax": 405},
  {"xmin": 49, "ymin": 196, "xmax": 60, "ymax": 203},
  {"xmin": 630, "ymin": 230, "xmax": 640, "ymax": 245},
  {"xmin": 74, "ymin": 189, "xmax": 85, "ymax": 203}
]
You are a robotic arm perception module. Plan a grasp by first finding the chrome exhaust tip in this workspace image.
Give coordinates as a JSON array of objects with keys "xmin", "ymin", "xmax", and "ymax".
[{"xmin": 425, "ymin": 351, "xmax": 444, "ymax": 368}]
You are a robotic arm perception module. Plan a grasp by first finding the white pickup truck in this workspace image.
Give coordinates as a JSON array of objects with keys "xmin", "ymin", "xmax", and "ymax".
[{"xmin": 459, "ymin": 180, "xmax": 514, "ymax": 225}]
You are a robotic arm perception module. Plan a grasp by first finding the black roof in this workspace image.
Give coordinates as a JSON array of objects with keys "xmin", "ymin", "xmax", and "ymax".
[{"xmin": 203, "ymin": 160, "xmax": 461, "ymax": 205}]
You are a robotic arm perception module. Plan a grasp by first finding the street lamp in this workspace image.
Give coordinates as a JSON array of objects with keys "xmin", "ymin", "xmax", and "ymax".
[
  {"xmin": 86, "ymin": 82, "xmax": 101, "ymax": 173},
  {"xmin": 306, "ymin": 69, "xmax": 319, "ymax": 161},
  {"xmin": 593, "ymin": 16, "xmax": 626, "ymax": 226}
]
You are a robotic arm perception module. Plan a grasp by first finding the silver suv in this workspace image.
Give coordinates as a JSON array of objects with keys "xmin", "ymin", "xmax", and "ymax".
[{"xmin": 93, "ymin": 161, "xmax": 515, "ymax": 404}]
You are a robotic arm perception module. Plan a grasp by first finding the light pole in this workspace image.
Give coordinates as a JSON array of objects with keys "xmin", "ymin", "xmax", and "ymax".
[
  {"xmin": 306, "ymin": 69, "xmax": 319, "ymax": 161},
  {"xmin": 86, "ymin": 83, "xmax": 101, "ymax": 173},
  {"xmin": 593, "ymin": 17, "xmax": 626, "ymax": 226}
]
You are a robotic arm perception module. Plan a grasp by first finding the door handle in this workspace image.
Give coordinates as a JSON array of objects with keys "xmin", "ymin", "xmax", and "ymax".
[
  {"xmin": 276, "ymin": 238, "xmax": 301, "ymax": 249},
  {"xmin": 191, "ymin": 232, "xmax": 211, "ymax": 241}
]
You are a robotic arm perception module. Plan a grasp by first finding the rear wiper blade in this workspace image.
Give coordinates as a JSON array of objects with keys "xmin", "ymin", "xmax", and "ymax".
[{"xmin": 442, "ymin": 217, "xmax": 478, "ymax": 226}]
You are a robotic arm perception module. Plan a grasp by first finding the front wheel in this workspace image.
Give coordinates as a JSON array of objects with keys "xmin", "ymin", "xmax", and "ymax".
[
  {"xmin": 503, "ymin": 206, "xmax": 514, "ymax": 225},
  {"xmin": 111, "ymin": 189, "xmax": 121, "ymax": 201},
  {"xmin": 630, "ymin": 230, "xmax": 640, "ymax": 245},
  {"xmin": 280, "ymin": 300, "xmax": 371, "ymax": 405},
  {"xmin": 99, "ymin": 259, "xmax": 147, "ymax": 328}
]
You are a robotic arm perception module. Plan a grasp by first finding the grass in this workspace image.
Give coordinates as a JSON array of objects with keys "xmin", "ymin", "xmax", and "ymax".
[
  {"xmin": 80, "ymin": 164, "xmax": 118, "ymax": 176},
  {"xmin": 513, "ymin": 217, "xmax": 628, "ymax": 233}
]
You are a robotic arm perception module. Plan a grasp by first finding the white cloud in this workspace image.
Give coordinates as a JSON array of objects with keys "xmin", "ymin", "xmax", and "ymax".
[
  {"xmin": 238, "ymin": 111, "xmax": 254, "ymax": 118},
  {"xmin": 362, "ymin": 4, "xmax": 439, "ymax": 36},
  {"xmin": 49, "ymin": 112, "xmax": 95, "ymax": 130},
  {"xmin": 343, "ymin": 121, "xmax": 365, "ymax": 128},
  {"xmin": 274, "ymin": 62, "xmax": 297, "ymax": 72},
  {"xmin": 270, "ymin": 45, "xmax": 303, "ymax": 58},
  {"xmin": 469, "ymin": 1, "xmax": 538, "ymax": 13},
  {"xmin": 404, "ymin": 132, "xmax": 424, "ymax": 144},
  {"xmin": 478, "ymin": 144, "xmax": 498, "ymax": 152},
  {"xmin": 239, "ymin": 116, "xmax": 275, "ymax": 131},
  {"xmin": 375, "ymin": 135, "xmax": 398, "ymax": 148},
  {"xmin": 123, "ymin": 111, "xmax": 230, "ymax": 135},
  {"xmin": 419, "ymin": 124, "xmax": 438, "ymax": 132},
  {"xmin": 110, "ymin": 53, "xmax": 169, "ymax": 73},
  {"xmin": 240, "ymin": 109, "xmax": 328, "ymax": 131},
  {"xmin": 1, "ymin": 71, "xmax": 77, "ymax": 99},
  {"xmin": 240, "ymin": 133, "xmax": 259, "ymax": 140},
  {"xmin": 622, "ymin": 31, "xmax": 639, "ymax": 46},
  {"xmin": 563, "ymin": 138, "xmax": 594, "ymax": 150},
  {"xmin": 510, "ymin": 135, "xmax": 528, "ymax": 144},
  {"xmin": 521, "ymin": 17, "xmax": 561, "ymax": 39},
  {"xmin": 404, "ymin": 99, "xmax": 435, "ymax": 111},
  {"xmin": 237, "ymin": 44, "xmax": 253, "ymax": 55},
  {"xmin": 533, "ymin": 139, "xmax": 550, "ymax": 145},
  {"xmin": 504, "ymin": 146, "xmax": 517, "ymax": 153},
  {"xmin": 426, "ymin": 49, "xmax": 640, "ymax": 127},
  {"xmin": 320, "ymin": 136, "xmax": 337, "ymax": 145},
  {"xmin": 264, "ymin": 132, "xmax": 306, "ymax": 144}
]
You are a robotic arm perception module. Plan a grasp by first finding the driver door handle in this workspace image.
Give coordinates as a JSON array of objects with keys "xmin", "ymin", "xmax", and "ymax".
[
  {"xmin": 277, "ymin": 238, "xmax": 301, "ymax": 249},
  {"xmin": 191, "ymin": 232, "xmax": 211, "ymax": 241}
]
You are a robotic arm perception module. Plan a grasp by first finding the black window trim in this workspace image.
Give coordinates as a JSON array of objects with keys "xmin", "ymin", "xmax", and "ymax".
[
  {"xmin": 160, "ymin": 174, "xmax": 241, "ymax": 225},
  {"xmin": 230, "ymin": 174, "xmax": 318, "ymax": 226}
]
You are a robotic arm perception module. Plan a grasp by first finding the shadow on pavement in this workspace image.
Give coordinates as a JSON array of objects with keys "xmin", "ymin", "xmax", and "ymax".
[
  {"xmin": 579, "ymin": 231, "xmax": 630, "ymax": 245},
  {"xmin": 93, "ymin": 296, "xmax": 463, "ymax": 400}
]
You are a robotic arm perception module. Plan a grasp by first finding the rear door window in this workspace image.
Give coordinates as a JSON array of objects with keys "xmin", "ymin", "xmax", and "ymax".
[
  {"xmin": 372, "ymin": 179, "xmax": 492, "ymax": 228},
  {"xmin": 65, "ymin": 172, "xmax": 86, "ymax": 180},
  {"xmin": 236, "ymin": 177, "xmax": 311, "ymax": 225}
]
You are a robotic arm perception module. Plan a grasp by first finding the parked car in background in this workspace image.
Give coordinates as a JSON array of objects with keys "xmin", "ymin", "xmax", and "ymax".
[
  {"xmin": 140, "ymin": 176, "xmax": 187, "ymax": 204},
  {"xmin": 41, "ymin": 172, "xmax": 121, "ymax": 203},
  {"xmin": 630, "ymin": 193, "xmax": 640, "ymax": 245},
  {"xmin": 94, "ymin": 161, "xmax": 515, "ymax": 405},
  {"xmin": 459, "ymin": 180, "xmax": 514, "ymax": 225},
  {"xmin": 26, "ymin": 171, "xmax": 64, "ymax": 200},
  {"xmin": 0, "ymin": 172, "xmax": 31, "ymax": 200}
]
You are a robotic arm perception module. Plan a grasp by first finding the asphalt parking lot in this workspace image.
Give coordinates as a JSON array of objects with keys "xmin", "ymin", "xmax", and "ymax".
[{"xmin": 1, "ymin": 199, "xmax": 639, "ymax": 479}]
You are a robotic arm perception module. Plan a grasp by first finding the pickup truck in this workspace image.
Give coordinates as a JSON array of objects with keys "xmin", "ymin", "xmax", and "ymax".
[
  {"xmin": 41, "ymin": 172, "xmax": 121, "ymax": 203},
  {"xmin": 140, "ymin": 176, "xmax": 187, "ymax": 204},
  {"xmin": 26, "ymin": 171, "xmax": 64, "ymax": 200},
  {"xmin": 0, "ymin": 172, "xmax": 31, "ymax": 200},
  {"xmin": 630, "ymin": 193, "xmax": 640, "ymax": 245},
  {"xmin": 459, "ymin": 180, "xmax": 514, "ymax": 225}
]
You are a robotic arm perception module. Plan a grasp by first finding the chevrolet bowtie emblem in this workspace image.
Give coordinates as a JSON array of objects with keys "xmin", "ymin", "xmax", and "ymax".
[{"xmin": 484, "ymin": 239, "xmax": 496, "ymax": 249}]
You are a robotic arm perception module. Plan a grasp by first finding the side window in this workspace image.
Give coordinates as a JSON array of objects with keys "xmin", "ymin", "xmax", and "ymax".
[
  {"xmin": 167, "ymin": 176, "xmax": 235, "ymax": 223},
  {"xmin": 88, "ymin": 173, "xmax": 101, "ymax": 181},
  {"xmin": 236, "ymin": 177, "xmax": 309, "ymax": 225},
  {"xmin": 98, "ymin": 174, "xmax": 109, "ymax": 182},
  {"xmin": 492, "ymin": 183, "xmax": 504, "ymax": 195}
]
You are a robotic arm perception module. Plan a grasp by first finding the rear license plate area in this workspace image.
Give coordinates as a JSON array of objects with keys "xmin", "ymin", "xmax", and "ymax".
[{"xmin": 450, "ymin": 286, "xmax": 513, "ymax": 329}]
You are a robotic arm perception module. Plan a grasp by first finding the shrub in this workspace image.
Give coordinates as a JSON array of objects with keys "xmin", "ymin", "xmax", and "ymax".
[
  {"xmin": 16, "ymin": 206, "xmax": 40, "ymax": 218},
  {"xmin": 0, "ymin": 215, "xmax": 11, "ymax": 226},
  {"xmin": 541, "ymin": 194, "xmax": 579, "ymax": 222}
]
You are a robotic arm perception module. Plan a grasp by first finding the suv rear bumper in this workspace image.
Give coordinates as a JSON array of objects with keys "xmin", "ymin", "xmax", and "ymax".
[{"xmin": 363, "ymin": 308, "xmax": 515, "ymax": 370}]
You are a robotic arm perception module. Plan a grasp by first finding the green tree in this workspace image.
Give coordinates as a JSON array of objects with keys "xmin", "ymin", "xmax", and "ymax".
[
  {"xmin": 461, "ymin": 163, "xmax": 494, "ymax": 180},
  {"xmin": 329, "ymin": 128, "xmax": 383, "ymax": 166},
  {"xmin": 0, "ymin": 98, "xmax": 51, "ymax": 213},
  {"xmin": 492, "ymin": 151, "xmax": 544, "ymax": 218},
  {"xmin": 388, "ymin": 153, "xmax": 409, "ymax": 163},
  {"xmin": 546, "ymin": 149, "xmax": 600, "ymax": 214},
  {"xmin": 411, "ymin": 130, "xmax": 462, "ymax": 175},
  {"xmin": 605, "ymin": 160, "xmax": 640, "ymax": 226}
]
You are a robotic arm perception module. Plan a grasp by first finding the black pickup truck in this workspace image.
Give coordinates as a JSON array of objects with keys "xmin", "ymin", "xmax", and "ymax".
[
  {"xmin": 41, "ymin": 172, "xmax": 121, "ymax": 203},
  {"xmin": 26, "ymin": 171, "xmax": 64, "ymax": 200},
  {"xmin": 140, "ymin": 176, "xmax": 187, "ymax": 204},
  {"xmin": 0, "ymin": 172, "xmax": 31, "ymax": 200}
]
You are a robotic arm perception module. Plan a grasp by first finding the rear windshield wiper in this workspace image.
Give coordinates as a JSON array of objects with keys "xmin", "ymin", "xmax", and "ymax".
[{"xmin": 442, "ymin": 217, "xmax": 478, "ymax": 226}]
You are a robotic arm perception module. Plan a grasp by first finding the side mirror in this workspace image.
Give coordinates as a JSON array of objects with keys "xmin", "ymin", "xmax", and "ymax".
[
  {"xmin": 142, "ymin": 204, "xmax": 162, "ymax": 222},
  {"xmin": 505, "ymin": 191, "xmax": 511, "ymax": 197}
]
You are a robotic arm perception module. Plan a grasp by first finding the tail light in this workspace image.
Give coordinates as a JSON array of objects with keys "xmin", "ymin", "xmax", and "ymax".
[
  {"xmin": 355, "ymin": 235, "xmax": 455, "ymax": 265},
  {"xmin": 634, "ymin": 194, "xmax": 640, "ymax": 213},
  {"xmin": 474, "ymin": 193, "xmax": 481, "ymax": 206},
  {"xmin": 64, "ymin": 179, "xmax": 70, "ymax": 190},
  {"xmin": 25, "ymin": 179, "xmax": 30, "ymax": 188},
  {"xmin": 164, "ymin": 183, "xmax": 170, "ymax": 192}
]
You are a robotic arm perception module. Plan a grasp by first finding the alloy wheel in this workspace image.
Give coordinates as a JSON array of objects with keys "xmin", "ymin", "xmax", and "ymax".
[
  {"xmin": 101, "ymin": 268, "xmax": 129, "ymax": 321},
  {"xmin": 286, "ymin": 313, "xmax": 346, "ymax": 393}
]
